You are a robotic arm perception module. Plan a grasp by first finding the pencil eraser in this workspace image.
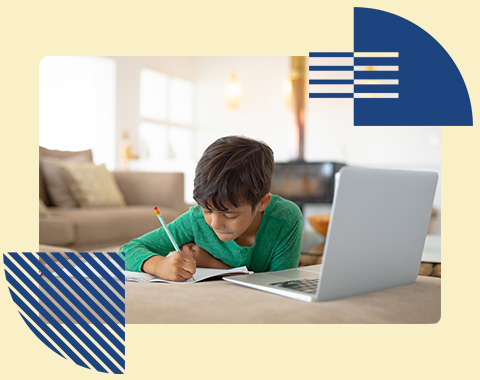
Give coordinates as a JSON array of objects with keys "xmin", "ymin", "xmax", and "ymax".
[{"xmin": 153, "ymin": 206, "xmax": 158, "ymax": 210}]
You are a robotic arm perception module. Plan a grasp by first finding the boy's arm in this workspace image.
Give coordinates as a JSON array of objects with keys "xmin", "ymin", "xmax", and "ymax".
[
  {"xmin": 120, "ymin": 210, "xmax": 195, "ymax": 272},
  {"xmin": 181, "ymin": 243, "xmax": 230, "ymax": 269},
  {"xmin": 268, "ymin": 218, "xmax": 303, "ymax": 272}
]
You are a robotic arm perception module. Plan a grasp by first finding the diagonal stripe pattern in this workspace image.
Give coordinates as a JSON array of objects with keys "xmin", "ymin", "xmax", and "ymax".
[{"xmin": 3, "ymin": 251, "xmax": 125, "ymax": 374}]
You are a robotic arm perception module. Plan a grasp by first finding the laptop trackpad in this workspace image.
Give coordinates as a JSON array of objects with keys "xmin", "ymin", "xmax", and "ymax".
[
  {"xmin": 296, "ymin": 265, "xmax": 322, "ymax": 273},
  {"xmin": 266, "ymin": 265, "xmax": 322, "ymax": 281}
]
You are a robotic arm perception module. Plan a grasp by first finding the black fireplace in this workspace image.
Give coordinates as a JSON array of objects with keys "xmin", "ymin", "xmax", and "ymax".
[{"xmin": 271, "ymin": 161, "xmax": 345, "ymax": 210}]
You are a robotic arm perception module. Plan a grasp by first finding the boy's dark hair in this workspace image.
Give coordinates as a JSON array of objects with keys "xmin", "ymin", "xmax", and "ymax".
[{"xmin": 193, "ymin": 135, "xmax": 274, "ymax": 211}]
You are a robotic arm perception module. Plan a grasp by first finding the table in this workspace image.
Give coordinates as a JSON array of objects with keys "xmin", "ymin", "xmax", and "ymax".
[
  {"xmin": 35, "ymin": 245, "xmax": 441, "ymax": 324},
  {"xmin": 125, "ymin": 276, "xmax": 440, "ymax": 324}
]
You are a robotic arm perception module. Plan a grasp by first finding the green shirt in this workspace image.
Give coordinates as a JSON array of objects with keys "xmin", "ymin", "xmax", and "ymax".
[{"xmin": 120, "ymin": 195, "xmax": 303, "ymax": 273}]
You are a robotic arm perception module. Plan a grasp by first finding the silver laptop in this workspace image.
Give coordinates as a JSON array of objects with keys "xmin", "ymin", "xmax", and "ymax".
[{"xmin": 224, "ymin": 167, "xmax": 438, "ymax": 302}]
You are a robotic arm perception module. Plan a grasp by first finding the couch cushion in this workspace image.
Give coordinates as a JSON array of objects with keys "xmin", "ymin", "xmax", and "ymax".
[
  {"xmin": 50, "ymin": 206, "xmax": 181, "ymax": 250},
  {"xmin": 39, "ymin": 199, "xmax": 52, "ymax": 217},
  {"xmin": 40, "ymin": 158, "xmax": 78, "ymax": 208},
  {"xmin": 61, "ymin": 162, "xmax": 126, "ymax": 208},
  {"xmin": 39, "ymin": 216, "xmax": 76, "ymax": 246},
  {"xmin": 39, "ymin": 167, "xmax": 51, "ymax": 206},
  {"xmin": 39, "ymin": 147, "xmax": 93, "ymax": 207}
]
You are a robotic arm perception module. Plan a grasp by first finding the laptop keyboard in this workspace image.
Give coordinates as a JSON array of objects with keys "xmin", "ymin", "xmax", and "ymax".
[{"xmin": 269, "ymin": 278, "xmax": 319, "ymax": 294}]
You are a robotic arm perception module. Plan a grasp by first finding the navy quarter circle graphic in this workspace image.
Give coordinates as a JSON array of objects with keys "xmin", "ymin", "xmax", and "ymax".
[
  {"xmin": 308, "ymin": 7, "xmax": 473, "ymax": 127},
  {"xmin": 3, "ymin": 252, "xmax": 125, "ymax": 374},
  {"xmin": 354, "ymin": 7, "xmax": 473, "ymax": 126}
]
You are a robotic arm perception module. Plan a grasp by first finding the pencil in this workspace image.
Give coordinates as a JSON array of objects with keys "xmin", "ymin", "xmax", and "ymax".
[
  {"xmin": 153, "ymin": 206, "xmax": 195, "ymax": 281},
  {"xmin": 153, "ymin": 206, "xmax": 180, "ymax": 251}
]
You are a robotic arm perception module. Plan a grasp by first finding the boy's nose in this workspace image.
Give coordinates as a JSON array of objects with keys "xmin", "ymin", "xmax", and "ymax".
[{"xmin": 210, "ymin": 214, "xmax": 224, "ymax": 230}]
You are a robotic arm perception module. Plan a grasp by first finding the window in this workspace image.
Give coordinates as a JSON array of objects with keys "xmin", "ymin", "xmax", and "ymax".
[
  {"xmin": 169, "ymin": 77, "xmax": 194, "ymax": 125},
  {"xmin": 39, "ymin": 56, "xmax": 116, "ymax": 170},
  {"xmin": 137, "ymin": 68, "xmax": 194, "ymax": 170},
  {"xmin": 140, "ymin": 69, "xmax": 168, "ymax": 121}
]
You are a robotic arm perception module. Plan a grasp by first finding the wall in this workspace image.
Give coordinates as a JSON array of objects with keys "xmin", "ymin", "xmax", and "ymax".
[
  {"xmin": 112, "ymin": 56, "xmax": 196, "ymax": 169},
  {"xmin": 193, "ymin": 56, "xmax": 292, "ymax": 161},
  {"xmin": 110, "ymin": 56, "xmax": 441, "ymax": 226},
  {"xmin": 304, "ymin": 97, "xmax": 441, "ymax": 230},
  {"xmin": 192, "ymin": 56, "xmax": 441, "ymax": 206}
]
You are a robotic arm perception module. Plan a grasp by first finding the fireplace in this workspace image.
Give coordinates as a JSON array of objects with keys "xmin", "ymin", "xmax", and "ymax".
[{"xmin": 271, "ymin": 161, "xmax": 345, "ymax": 210}]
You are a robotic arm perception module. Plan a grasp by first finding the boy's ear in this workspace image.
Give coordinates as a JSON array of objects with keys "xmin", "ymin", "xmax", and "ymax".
[{"xmin": 257, "ymin": 193, "xmax": 272, "ymax": 212}]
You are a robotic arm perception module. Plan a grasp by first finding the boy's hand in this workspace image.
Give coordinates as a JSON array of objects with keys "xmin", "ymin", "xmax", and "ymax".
[
  {"xmin": 181, "ymin": 243, "xmax": 230, "ymax": 269},
  {"xmin": 142, "ymin": 251, "xmax": 196, "ymax": 282}
]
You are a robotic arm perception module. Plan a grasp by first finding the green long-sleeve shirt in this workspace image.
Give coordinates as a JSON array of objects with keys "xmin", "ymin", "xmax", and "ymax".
[{"xmin": 120, "ymin": 195, "xmax": 303, "ymax": 273}]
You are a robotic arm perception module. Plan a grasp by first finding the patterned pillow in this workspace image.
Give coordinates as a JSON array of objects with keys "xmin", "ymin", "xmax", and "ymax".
[
  {"xmin": 40, "ymin": 158, "xmax": 79, "ymax": 208},
  {"xmin": 39, "ymin": 147, "xmax": 93, "ymax": 206},
  {"xmin": 39, "ymin": 198, "xmax": 52, "ymax": 217},
  {"xmin": 61, "ymin": 162, "xmax": 126, "ymax": 208}
]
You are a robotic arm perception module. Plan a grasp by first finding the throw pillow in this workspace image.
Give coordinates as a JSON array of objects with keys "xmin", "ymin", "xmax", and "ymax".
[
  {"xmin": 61, "ymin": 162, "xmax": 126, "ymax": 208},
  {"xmin": 39, "ymin": 199, "xmax": 51, "ymax": 217},
  {"xmin": 39, "ymin": 146, "xmax": 93, "ymax": 161},
  {"xmin": 40, "ymin": 158, "xmax": 79, "ymax": 208},
  {"xmin": 39, "ymin": 147, "xmax": 93, "ymax": 206}
]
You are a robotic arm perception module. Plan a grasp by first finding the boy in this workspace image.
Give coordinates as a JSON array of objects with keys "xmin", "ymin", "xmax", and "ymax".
[{"xmin": 121, "ymin": 135, "xmax": 303, "ymax": 281}]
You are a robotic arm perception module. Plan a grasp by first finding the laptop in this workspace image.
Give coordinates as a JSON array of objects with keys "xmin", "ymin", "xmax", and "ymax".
[{"xmin": 224, "ymin": 167, "xmax": 438, "ymax": 302}]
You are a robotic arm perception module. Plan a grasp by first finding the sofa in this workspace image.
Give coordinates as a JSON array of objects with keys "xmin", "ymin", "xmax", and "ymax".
[{"xmin": 39, "ymin": 147, "xmax": 189, "ymax": 251}]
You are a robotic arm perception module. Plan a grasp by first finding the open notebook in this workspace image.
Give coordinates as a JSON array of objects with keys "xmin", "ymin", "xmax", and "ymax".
[
  {"xmin": 45, "ymin": 256, "xmax": 251, "ymax": 284},
  {"xmin": 125, "ymin": 266, "xmax": 251, "ymax": 284}
]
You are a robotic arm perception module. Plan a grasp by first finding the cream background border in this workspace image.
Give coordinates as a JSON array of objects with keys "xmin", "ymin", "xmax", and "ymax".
[{"xmin": 0, "ymin": 0, "xmax": 478, "ymax": 378}]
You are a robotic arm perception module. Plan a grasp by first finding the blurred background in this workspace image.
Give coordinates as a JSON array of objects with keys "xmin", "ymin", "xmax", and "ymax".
[{"xmin": 39, "ymin": 56, "xmax": 441, "ymax": 234}]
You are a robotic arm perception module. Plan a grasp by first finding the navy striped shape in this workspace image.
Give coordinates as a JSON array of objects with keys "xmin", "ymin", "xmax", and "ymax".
[
  {"xmin": 354, "ymin": 57, "xmax": 399, "ymax": 65},
  {"xmin": 309, "ymin": 80, "xmax": 354, "ymax": 85},
  {"xmin": 309, "ymin": 93, "xmax": 354, "ymax": 98},
  {"xmin": 19, "ymin": 313, "xmax": 65, "ymax": 358},
  {"xmin": 3, "ymin": 252, "xmax": 125, "ymax": 374},
  {"xmin": 354, "ymin": 85, "xmax": 399, "ymax": 93},
  {"xmin": 309, "ymin": 52, "xmax": 354, "ymax": 57},
  {"xmin": 309, "ymin": 66, "xmax": 353, "ymax": 71},
  {"xmin": 308, "ymin": 51, "xmax": 399, "ymax": 100},
  {"xmin": 40, "ymin": 253, "xmax": 125, "ymax": 331},
  {"xmin": 354, "ymin": 71, "xmax": 399, "ymax": 79}
]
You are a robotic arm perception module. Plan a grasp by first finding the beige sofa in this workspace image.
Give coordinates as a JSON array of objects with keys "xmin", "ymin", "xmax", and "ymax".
[{"xmin": 39, "ymin": 147, "xmax": 188, "ymax": 251}]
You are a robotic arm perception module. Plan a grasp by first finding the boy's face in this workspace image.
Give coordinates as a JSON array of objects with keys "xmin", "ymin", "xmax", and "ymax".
[{"xmin": 201, "ymin": 194, "xmax": 271, "ymax": 243}]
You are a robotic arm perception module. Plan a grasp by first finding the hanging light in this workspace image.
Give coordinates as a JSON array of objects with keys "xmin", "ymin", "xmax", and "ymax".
[{"xmin": 225, "ymin": 72, "xmax": 241, "ymax": 109}]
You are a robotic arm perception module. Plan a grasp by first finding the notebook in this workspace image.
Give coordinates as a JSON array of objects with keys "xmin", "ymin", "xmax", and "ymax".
[
  {"xmin": 46, "ymin": 255, "xmax": 251, "ymax": 284},
  {"xmin": 125, "ymin": 266, "xmax": 251, "ymax": 284}
]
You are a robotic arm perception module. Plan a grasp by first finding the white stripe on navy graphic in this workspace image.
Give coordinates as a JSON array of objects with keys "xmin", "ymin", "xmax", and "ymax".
[
  {"xmin": 308, "ymin": 85, "xmax": 354, "ymax": 93},
  {"xmin": 354, "ymin": 66, "xmax": 399, "ymax": 71},
  {"xmin": 309, "ymin": 57, "xmax": 354, "ymax": 66},
  {"xmin": 354, "ymin": 79, "xmax": 399, "ymax": 85},
  {"xmin": 352, "ymin": 52, "xmax": 399, "ymax": 97},
  {"xmin": 309, "ymin": 71, "xmax": 354, "ymax": 80},
  {"xmin": 354, "ymin": 93, "xmax": 399, "ymax": 98},
  {"xmin": 354, "ymin": 52, "xmax": 399, "ymax": 57}
]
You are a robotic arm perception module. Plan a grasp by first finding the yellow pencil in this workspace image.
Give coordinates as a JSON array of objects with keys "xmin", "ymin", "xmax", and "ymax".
[
  {"xmin": 153, "ymin": 206, "xmax": 195, "ymax": 281},
  {"xmin": 153, "ymin": 206, "xmax": 180, "ymax": 251}
]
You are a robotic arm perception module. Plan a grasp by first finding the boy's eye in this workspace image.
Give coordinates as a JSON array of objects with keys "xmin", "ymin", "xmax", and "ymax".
[{"xmin": 224, "ymin": 214, "xmax": 238, "ymax": 220}]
